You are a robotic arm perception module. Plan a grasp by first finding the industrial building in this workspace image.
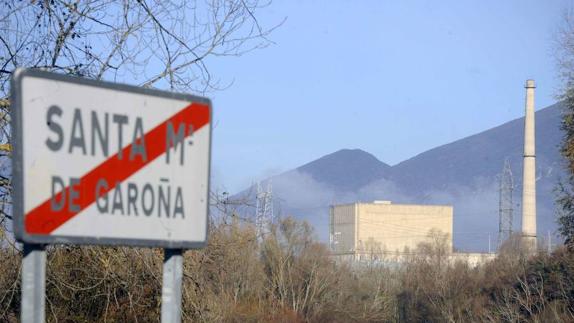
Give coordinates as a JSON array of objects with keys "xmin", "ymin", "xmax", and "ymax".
[
  {"xmin": 329, "ymin": 200, "xmax": 497, "ymax": 265},
  {"xmin": 330, "ymin": 201, "xmax": 453, "ymax": 261}
]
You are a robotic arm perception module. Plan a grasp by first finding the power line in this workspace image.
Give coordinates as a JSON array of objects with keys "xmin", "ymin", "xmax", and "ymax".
[
  {"xmin": 498, "ymin": 158, "xmax": 514, "ymax": 249},
  {"xmin": 255, "ymin": 180, "xmax": 273, "ymax": 240}
]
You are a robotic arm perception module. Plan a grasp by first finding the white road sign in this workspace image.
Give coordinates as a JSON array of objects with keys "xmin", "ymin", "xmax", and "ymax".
[{"xmin": 12, "ymin": 69, "xmax": 212, "ymax": 248}]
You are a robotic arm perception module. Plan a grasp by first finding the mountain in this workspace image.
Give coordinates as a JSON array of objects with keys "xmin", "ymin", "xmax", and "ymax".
[
  {"xmin": 235, "ymin": 103, "xmax": 566, "ymax": 251},
  {"xmin": 296, "ymin": 149, "xmax": 392, "ymax": 192},
  {"xmin": 390, "ymin": 103, "xmax": 563, "ymax": 194},
  {"xmin": 387, "ymin": 103, "xmax": 564, "ymax": 250}
]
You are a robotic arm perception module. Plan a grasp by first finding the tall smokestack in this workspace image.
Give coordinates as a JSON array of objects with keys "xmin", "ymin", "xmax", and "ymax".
[{"xmin": 522, "ymin": 79, "xmax": 537, "ymax": 252}]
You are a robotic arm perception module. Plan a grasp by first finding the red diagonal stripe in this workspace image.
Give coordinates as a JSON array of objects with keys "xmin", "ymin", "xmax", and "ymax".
[{"xmin": 25, "ymin": 102, "xmax": 210, "ymax": 234}]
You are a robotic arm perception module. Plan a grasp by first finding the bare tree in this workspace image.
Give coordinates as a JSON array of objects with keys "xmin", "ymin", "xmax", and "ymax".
[
  {"xmin": 556, "ymin": 9, "xmax": 574, "ymax": 90},
  {"xmin": 0, "ymin": 0, "xmax": 281, "ymax": 231},
  {"xmin": 0, "ymin": 0, "xmax": 281, "ymax": 94},
  {"xmin": 555, "ymin": 8, "xmax": 574, "ymax": 249}
]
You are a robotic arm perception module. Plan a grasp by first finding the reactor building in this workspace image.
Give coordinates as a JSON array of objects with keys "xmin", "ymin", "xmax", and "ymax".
[{"xmin": 330, "ymin": 201, "xmax": 453, "ymax": 261}]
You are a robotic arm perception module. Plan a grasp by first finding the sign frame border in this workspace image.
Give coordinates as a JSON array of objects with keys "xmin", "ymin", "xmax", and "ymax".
[{"xmin": 11, "ymin": 68, "xmax": 212, "ymax": 249}]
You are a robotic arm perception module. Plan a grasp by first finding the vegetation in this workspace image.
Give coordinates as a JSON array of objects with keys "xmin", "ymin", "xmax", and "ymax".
[
  {"xmin": 2, "ymin": 218, "xmax": 574, "ymax": 322},
  {"xmin": 557, "ymin": 11, "xmax": 574, "ymax": 249}
]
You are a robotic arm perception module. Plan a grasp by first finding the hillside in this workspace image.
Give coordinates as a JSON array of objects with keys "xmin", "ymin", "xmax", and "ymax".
[
  {"xmin": 297, "ymin": 149, "xmax": 392, "ymax": 192},
  {"xmin": 236, "ymin": 103, "xmax": 566, "ymax": 251}
]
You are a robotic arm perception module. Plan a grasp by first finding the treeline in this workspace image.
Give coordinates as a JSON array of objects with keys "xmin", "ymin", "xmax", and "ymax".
[{"xmin": 1, "ymin": 219, "xmax": 574, "ymax": 322}]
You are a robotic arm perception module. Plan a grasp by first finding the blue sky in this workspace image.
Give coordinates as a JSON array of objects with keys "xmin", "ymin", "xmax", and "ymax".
[{"xmin": 207, "ymin": 0, "xmax": 571, "ymax": 193}]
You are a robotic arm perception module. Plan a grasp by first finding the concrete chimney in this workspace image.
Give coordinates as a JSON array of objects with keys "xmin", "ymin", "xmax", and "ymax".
[{"xmin": 522, "ymin": 79, "xmax": 537, "ymax": 252}]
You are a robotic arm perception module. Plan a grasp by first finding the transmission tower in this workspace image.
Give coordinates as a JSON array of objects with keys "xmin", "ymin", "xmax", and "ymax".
[
  {"xmin": 498, "ymin": 159, "xmax": 514, "ymax": 249},
  {"xmin": 255, "ymin": 180, "xmax": 274, "ymax": 239}
]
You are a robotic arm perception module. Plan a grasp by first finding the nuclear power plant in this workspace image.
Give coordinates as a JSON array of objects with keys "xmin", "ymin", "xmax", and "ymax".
[
  {"xmin": 522, "ymin": 79, "xmax": 537, "ymax": 252},
  {"xmin": 330, "ymin": 201, "xmax": 453, "ymax": 261},
  {"xmin": 330, "ymin": 200, "xmax": 498, "ymax": 265},
  {"xmin": 329, "ymin": 79, "xmax": 539, "ymax": 263}
]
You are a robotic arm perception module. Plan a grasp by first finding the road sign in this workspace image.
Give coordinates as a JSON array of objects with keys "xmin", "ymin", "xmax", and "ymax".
[{"xmin": 11, "ymin": 69, "xmax": 212, "ymax": 248}]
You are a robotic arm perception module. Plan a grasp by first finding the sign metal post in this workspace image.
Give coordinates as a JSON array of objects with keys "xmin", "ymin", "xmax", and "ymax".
[
  {"xmin": 161, "ymin": 249, "xmax": 184, "ymax": 322},
  {"xmin": 21, "ymin": 244, "xmax": 46, "ymax": 323}
]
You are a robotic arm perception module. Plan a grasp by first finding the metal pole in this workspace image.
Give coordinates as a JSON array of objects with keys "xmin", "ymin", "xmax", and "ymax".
[
  {"xmin": 21, "ymin": 243, "xmax": 46, "ymax": 323},
  {"xmin": 161, "ymin": 249, "xmax": 184, "ymax": 323}
]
